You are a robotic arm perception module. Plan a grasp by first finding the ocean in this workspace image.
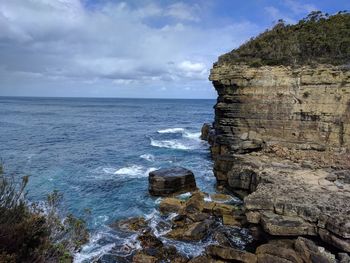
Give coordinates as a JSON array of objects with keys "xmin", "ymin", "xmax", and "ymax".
[{"xmin": 0, "ymin": 97, "xmax": 218, "ymax": 262}]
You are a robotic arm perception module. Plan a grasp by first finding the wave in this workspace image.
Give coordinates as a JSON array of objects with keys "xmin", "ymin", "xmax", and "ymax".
[
  {"xmin": 182, "ymin": 131, "xmax": 201, "ymax": 140},
  {"xmin": 157, "ymin": 128, "xmax": 184, "ymax": 134},
  {"xmin": 103, "ymin": 165, "xmax": 158, "ymax": 179},
  {"xmin": 150, "ymin": 138, "xmax": 192, "ymax": 150},
  {"xmin": 140, "ymin": 153, "xmax": 155, "ymax": 162},
  {"xmin": 74, "ymin": 233, "xmax": 115, "ymax": 263},
  {"xmin": 114, "ymin": 165, "xmax": 144, "ymax": 176}
]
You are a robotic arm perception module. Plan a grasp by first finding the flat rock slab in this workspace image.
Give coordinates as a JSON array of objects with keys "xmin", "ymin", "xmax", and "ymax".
[{"xmin": 148, "ymin": 167, "xmax": 197, "ymax": 196}]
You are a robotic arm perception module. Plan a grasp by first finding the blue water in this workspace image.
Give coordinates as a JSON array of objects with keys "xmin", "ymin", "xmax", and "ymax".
[{"xmin": 0, "ymin": 97, "xmax": 217, "ymax": 261}]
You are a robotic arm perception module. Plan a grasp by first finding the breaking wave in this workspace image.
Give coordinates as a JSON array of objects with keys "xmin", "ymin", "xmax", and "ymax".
[
  {"xmin": 157, "ymin": 128, "xmax": 185, "ymax": 134},
  {"xmin": 150, "ymin": 138, "xmax": 192, "ymax": 150},
  {"xmin": 103, "ymin": 165, "xmax": 158, "ymax": 178},
  {"xmin": 140, "ymin": 153, "xmax": 155, "ymax": 162}
]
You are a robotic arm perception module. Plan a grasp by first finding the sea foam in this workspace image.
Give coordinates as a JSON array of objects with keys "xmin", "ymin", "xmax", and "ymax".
[
  {"xmin": 157, "ymin": 128, "xmax": 184, "ymax": 134},
  {"xmin": 103, "ymin": 165, "xmax": 158, "ymax": 178},
  {"xmin": 140, "ymin": 153, "xmax": 155, "ymax": 162},
  {"xmin": 150, "ymin": 138, "xmax": 191, "ymax": 150}
]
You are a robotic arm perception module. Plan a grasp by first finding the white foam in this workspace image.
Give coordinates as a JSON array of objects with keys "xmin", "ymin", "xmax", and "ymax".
[
  {"xmin": 140, "ymin": 153, "xmax": 155, "ymax": 162},
  {"xmin": 114, "ymin": 165, "xmax": 144, "ymax": 176},
  {"xmin": 157, "ymin": 128, "xmax": 184, "ymax": 134},
  {"xmin": 183, "ymin": 131, "xmax": 201, "ymax": 140},
  {"xmin": 150, "ymin": 138, "xmax": 191, "ymax": 150},
  {"xmin": 73, "ymin": 233, "xmax": 115, "ymax": 263},
  {"xmin": 177, "ymin": 192, "xmax": 192, "ymax": 200},
  {"xmin": 102, "ymin": 168, "xmax": 116, "ymax": 174},
  {"xmin": 144, "ymin": 167, "xmax": 158, "ymax": 176},
  {"xmin": 102, "ymin": 165, "xmax": 158, "ymax": 179}
]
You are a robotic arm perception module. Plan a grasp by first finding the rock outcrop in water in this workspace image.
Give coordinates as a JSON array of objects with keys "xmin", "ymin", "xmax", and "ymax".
[
  {"xmin": 206, "ymin": 61, "xmax": 350, "ymax": 256},
  {"xmin": 149, "ymin": 167, "xmax": 197, "ymax": 196}
]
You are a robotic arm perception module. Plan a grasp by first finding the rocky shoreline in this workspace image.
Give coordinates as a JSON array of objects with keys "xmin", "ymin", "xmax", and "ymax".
[
  {"xmin": 108, "ymin": 63, "xmax": 350, "ymax": 262},
  {"xmin": 202, "ymin": 61, "xmax": 350, "ymax": 261}
]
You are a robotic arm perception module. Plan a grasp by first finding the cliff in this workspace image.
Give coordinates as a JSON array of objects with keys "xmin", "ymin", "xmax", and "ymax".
[
  {"xmin": 207, "ymin": 62, "xmax": 350, "ymax": 255},
  {"xmin": 210, "ymin": 64, "xmax": 350, "ymax": 155}
]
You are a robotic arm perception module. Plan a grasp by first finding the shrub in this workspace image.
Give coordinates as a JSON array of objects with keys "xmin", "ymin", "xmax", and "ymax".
[{"xmin": 0, "ymin": 165, "xmax": 88, "ymax": 263}]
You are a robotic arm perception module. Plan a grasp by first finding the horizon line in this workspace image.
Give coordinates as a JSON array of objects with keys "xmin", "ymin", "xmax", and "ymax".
[{"xmin": 0, "ymin": 95, "xmax": 216, "ymax": 100}]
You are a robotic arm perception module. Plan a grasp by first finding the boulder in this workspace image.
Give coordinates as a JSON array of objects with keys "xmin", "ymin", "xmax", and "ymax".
[
  {"xmin": 206, "ymin": 245, "xmax": 257, "ymax": 263},
  {"xmin": 256, "ymin": 242, "xmax": 303, "ymax": 263},
  {"xmin": 294, "ymin": 237, "xmax": 336, "ymax": 263},
  {"xmin": 201, "ymin": 123, "xmax": 211, "ymax": 141},
  {"xmin": 132, "ymin": 252, "xmax": 157, "ymax": 263},
  {"xmin": 166, "ymin": 220, "xmax": 214, "ymax": 241},
  {"xmin": 159, "ymin": 198, "xmax": 185, "ymax": 214},
  {"xmin": 148, "ymin": 167, "xmax": 197, "ymax": 196},
  {"xmin": 137, "ymin": 232, "xmax": 163, "ymax": 249},
  {"xmin": 111, "ymin": 217, "xmax": 148, "ymax": 232}
]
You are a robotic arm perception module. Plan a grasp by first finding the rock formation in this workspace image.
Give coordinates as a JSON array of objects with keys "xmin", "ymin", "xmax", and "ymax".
[
  {"xmin": 148, "ymin": 167, "xmax": 197, "ymax": 196},
  {"xmin": 207, "ymin": 62, "xmax": 350, "ymax": 255}
]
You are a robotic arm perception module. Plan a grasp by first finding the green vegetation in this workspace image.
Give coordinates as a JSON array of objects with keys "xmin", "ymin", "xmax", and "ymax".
[
  {"xmin": 0, "ymin": 165, "xmax": 89, "ymax": 263},
  {"xmin": 219, "ymin": 11, "xmax": 350, "ymax": 67}
]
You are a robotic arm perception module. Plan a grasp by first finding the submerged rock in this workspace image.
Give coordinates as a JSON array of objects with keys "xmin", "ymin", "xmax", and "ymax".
[
  {"xmin": 111, "ymin": 217, "xmax": 148, "ymax": 232},
  {"xmin": 148, "ymin": 167, "xmax": 197, "ymax": 196}
]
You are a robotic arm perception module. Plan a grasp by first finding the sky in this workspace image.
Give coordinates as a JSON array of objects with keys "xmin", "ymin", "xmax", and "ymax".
[{"xmin": 0, "ymin": 0, "xmax": 349, "ymax": 99}]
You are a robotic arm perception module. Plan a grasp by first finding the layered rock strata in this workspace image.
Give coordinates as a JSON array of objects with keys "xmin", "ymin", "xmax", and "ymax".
[
  {"xmin": 149, "ymin": 167, "xmax": 197, "ymax": 196},
  {"xmin": 208, "ymin": 63, "xmax": 350, "ymax": 254}
]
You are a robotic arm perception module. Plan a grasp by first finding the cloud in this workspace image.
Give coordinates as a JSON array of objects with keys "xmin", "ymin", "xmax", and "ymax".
[
  {"xmin": 283, "ymin": 0, "xmax": 317, "ymax": 14},
  {"xmin": 166, "ymin": 2, "xmax": 200, "ymax": 22},
  {"xmin": 0, "ymin": 0, "xmax": 260, "ymax": 98},
  {"xmin": 265, "ymin": 1, "xmax": 318, "ymax": 25}
]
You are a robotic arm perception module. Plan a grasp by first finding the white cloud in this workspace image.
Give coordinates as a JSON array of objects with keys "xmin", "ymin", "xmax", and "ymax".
[
  {"xmin": 283, "ymin": 0, "xmax": 317, "ymax": 14},
  {"xmin": 0, "ymin": 0, "xmax": 260, "ymax": 98},
  {"xmin": 166, "ymin": 2, "xmax": 200, "ymax": 22},
  {"xmin": 265, "ymin": 1, "xmax": 318, "ymax": 25}
]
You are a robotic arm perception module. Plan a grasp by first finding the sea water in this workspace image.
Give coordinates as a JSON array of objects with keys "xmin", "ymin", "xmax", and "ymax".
[{"xmin": 0, "ymin": 97, "xmax": 218, "ymax": 261}]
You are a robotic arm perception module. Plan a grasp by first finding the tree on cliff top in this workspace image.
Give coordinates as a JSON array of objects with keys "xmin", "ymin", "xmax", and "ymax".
[{"xmin": 219, "ymin": 11, "xmax": 350, "ymax": 67}]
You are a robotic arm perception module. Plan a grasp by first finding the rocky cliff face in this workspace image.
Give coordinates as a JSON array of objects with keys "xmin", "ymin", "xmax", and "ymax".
[
  {"xmin": 207, "ymin": 62, "xmax": 350, "ymax": 255},
  {"xmin": 210, "ymin": 64, "xmax": 350, "ymax": 155}
]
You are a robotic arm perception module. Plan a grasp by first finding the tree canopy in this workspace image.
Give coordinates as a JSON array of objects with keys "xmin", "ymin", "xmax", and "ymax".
[{"xmin": 218, "ymin": 11, "xmax": 350, "ymax": 67}]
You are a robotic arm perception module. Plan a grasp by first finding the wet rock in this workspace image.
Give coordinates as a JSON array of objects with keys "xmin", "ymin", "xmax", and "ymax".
[
  {"xmin": 210, "ymin": 193, "xmax": 235, "ymax": 203},
  {"xmin": 132, "ymin": 251, "xmax": 157, "ymax": 263},
  {"xmin": 187, "ymin": 212, "xmax": 210, "ymax": 222},
  {"xmin": 137, "ymin": 232, "xmax": 163, "ymax": 249},
  {"xmin": 206, "ymin": 245, "xmax": 257, "ymax": 263},
  {"xmin": 212, "ymin": 203, "xmax": 237, "ymax": 216},
  {"xmin": 159, "ymin": 198, "xmax": 185, "ymax": 214},
  {"xmin": 167, "ymin": 220, "xmax": 214, "ymax": 241},
  {"xmin": 111, "ymin": 217, "xmax": 148, "ymax": 232},
  {"xmin": 203, "ymin": 201, "xmax": 216, "ymax": 213},
  {"xmin": 222, "ymin": 214, "xmax": 245, "ymax": 226},
  {"xmin": 201, "ymin": 123, "xmax": 211, "ymax": 141},
  {"xmin": 149, "ymin": 167, "xmax": 197, "ymax": 196},
  {"xmin": 184, "ymin": 191, "xmax": 206, "ymax": 213}
]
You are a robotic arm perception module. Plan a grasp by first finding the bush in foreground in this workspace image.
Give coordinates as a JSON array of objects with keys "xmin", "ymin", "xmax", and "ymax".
[{"xmin": 0, "ymin": 165, "xmax": 89, "ymax": 263}]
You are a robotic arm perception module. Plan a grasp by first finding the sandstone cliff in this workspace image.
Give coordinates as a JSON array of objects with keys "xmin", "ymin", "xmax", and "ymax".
[{"xmin": 207, "ymin": 62, "xmax": 350, "ymax": 255}]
